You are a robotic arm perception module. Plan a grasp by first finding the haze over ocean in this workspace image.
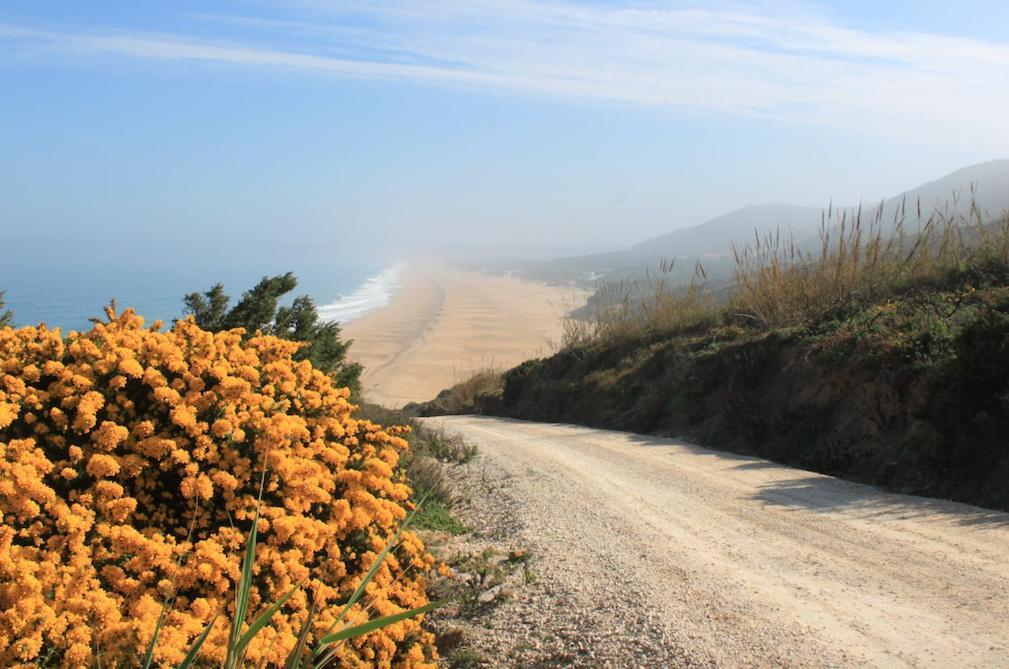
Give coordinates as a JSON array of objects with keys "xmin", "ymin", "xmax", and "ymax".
[{"xmin": 0, "ymin": 253, "xmax": 398, "ymax": 332}]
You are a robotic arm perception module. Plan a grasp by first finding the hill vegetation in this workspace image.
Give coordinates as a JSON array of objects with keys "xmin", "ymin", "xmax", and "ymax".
[
  {"xmin": 520, "ymin": 159, "xmax": 1009, "ymax": 291},
  {"xmin": 422, "ymin": 199, "xmax": 1009, "ymax": 510},
  {"xmin": 0, "ymin": 292, "xmax": 11, "ymax": 328}
]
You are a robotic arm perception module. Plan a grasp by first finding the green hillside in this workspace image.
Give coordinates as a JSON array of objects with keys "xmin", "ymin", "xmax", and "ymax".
[{"xmin": 423, "ymin": 201, "xmax": 1009, "ymax": 511}]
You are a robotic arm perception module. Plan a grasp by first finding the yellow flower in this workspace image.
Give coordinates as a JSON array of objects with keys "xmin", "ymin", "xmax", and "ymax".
[
  {"xmin": 118, "ymin": 357, "xmax": 144, "ymax": 378},
  {"xmin": 0, "ymin": 308, "xmax": 436, "ymax": 668},
  {"xmin": 92, "ymin": 421, "xmax": 129, "ymax": 450},
  {"xmin": 0, "ymin": 402, "xmax": 16, "ymax": 429},
  {"xmin": 86, "ymin": 454, "xmax": 121, "ymax": 478}
]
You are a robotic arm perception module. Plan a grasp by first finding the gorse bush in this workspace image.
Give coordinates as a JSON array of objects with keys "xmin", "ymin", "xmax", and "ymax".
[
  {"xmin": 0, "ymin": 308, "xmax": 436, "ymax": 667},
  {"xmin": 184, "ymin": 273, "xmax": 363, "ymax": 394},
  {"xmin": 354, "ymin": 405, "xmax": 476, "ymax": 529}
]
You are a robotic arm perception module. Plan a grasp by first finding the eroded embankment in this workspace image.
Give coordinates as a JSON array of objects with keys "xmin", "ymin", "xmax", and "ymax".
[{"xmin": 470, "ymin": 285, "xmax": 1009, "ymax": 510}]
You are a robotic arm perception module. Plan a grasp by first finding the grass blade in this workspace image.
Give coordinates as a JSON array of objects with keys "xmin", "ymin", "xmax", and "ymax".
[
  {"xmin": 225, "ymin": 447, "xmax": 271, "ymax": 669},
  {"xmin": 224, "ymin": 504, "xmax": 261, "ymax": 668},
  {"xmin": 318, "ymin": 601, "xmax": 443, "ymax": 645},
  {"xmin": 283, "ymin": 596, "xmax": 318, "ymax": 669},
  {"xmin": 318, "ymin": 496, "xmax": 421, "ymax": 637},
  {"xmin": 309, "ymin": 493, "xmax": 428, "ymax": 661},
  {"xmin": 140, "ymin": 592, "xmax": 175, "ymax": 669},
  {"xmin": 233, "ymin": 585, "xmax": 299, "ymax": 659},
  {"xmin": 178, "ymin": 611, "xmax": 221, "ymax": 669},
  {"xmin": 141, "ymin": 492, "xmax": 203, "ymax": 669}
]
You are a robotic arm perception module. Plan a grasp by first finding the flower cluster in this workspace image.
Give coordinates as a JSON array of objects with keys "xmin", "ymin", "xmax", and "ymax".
[{"xmin": 0, "ymin": 307, "xmax": 436, "ymax": 667}]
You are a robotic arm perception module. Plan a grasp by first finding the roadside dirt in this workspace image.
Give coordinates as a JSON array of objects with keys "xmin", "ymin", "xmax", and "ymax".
[{"xmin": 422, "ymin": 416, "xmax": 1009, "ymax": 668}]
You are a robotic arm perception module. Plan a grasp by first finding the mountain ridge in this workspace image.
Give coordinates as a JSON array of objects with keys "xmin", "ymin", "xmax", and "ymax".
[{"xmin": 522, "ymin": 159, "xmax": 1009, "ymax": 285}]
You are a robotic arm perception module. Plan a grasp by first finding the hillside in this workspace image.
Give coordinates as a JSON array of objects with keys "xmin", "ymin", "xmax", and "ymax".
[
  {"xmin": 870, "ymin": 159, "xmax": 1009, "ymax": 224},
  {"xmin": 523, "ymin": 160, "xmax": 1009, "ymax": 286},
  {"xmin": 420, "ymin": 201, "xmax": 1009, "ymax": 511},
  {"xmin": 482, "ymin": 287, "xmax": 1009, "ymax": 509},
  {"xmin": 522, "ymin": 204, "xmax": 823, "ymax": 284}
]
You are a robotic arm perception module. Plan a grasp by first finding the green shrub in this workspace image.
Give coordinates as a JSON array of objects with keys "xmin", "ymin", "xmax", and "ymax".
[
  {"xmin": 183, "ymin": 273, "xmax": 362, "ymax": 392},
  {"xmin": 0, "ymin": 291, "xmax": 12, "ymax": 327},
  {"xmin": 413, "ymin": 501, "xmax": 469, "ymax": 535}
]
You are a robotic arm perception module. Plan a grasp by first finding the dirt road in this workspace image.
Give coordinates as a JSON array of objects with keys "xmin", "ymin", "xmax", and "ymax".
[{"xmin": 423, "ymin": 416, "xmax": 1009, "ymax": 668}]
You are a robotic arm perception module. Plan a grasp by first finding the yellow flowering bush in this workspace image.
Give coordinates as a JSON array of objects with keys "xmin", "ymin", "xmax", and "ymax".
[{"xmin": 0, "ymin": 307, "xmax": 436, "ymax": 668}]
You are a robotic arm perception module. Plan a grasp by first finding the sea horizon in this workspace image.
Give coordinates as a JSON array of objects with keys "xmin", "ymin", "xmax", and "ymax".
[{"xmin": 0, "ymin": 257, "xmax": 405, "ymax": 332}]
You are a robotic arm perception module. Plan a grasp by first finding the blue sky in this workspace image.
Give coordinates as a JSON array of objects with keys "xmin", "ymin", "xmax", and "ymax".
[{"xmin": 2, "ymin": 1, "xmax": 1008, "ymax": 259}]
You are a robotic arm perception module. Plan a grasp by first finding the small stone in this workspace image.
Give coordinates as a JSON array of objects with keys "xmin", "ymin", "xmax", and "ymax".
[{"xmin": 478, "ymin": 584, "xmax": 506, "ymax": 604}]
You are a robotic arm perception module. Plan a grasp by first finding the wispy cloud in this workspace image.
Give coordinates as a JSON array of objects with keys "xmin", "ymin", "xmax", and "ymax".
[{"xmin": 3, "ymin": 1, "xmax": 1009, "ymax": 144}]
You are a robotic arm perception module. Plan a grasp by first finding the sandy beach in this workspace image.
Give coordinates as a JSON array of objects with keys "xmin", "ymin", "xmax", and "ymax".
[{"xmin": 342, "ymin": 263, "xmax": 587, "ymax": 407}]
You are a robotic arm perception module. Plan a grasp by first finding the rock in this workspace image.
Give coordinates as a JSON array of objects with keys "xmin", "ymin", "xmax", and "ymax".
[{"xmin": 478, "ymin": 584, "xmax": 506, "ymax": 604}]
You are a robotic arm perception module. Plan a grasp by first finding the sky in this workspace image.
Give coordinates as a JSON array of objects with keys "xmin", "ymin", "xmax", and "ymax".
[{"xmin": 2, "ymin": 0, "xmax": 1009, "ymax": 262}]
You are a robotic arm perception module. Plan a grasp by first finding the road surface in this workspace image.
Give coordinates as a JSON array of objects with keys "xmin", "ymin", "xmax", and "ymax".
[{"xmin": 423, "ymin": 416, "xmax": 1009, "ymax": 668}]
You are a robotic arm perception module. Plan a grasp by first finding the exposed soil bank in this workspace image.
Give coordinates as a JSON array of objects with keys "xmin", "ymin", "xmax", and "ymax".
[{"xmin": 461, "ymin": 283, "xmax": 1009, "ymax": 510}]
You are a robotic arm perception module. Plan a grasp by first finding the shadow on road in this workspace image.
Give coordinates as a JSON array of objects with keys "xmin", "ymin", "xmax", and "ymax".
[
  {"xmin": 459, "ymin": 416, "xmax": 1009, "ymax": 528},
  {"xmin": 752, "ymin": 476, "xmax": 1009, "ymax": 527}
]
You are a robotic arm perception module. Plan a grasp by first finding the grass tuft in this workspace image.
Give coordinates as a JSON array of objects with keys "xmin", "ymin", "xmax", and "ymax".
[
  {"xmin": 570, "ymin": 196, "xmax": 1009, "ymax": 349},
  {"xmin": 414, "ymin": 500, "xmax": 469, "ymax": 535}
]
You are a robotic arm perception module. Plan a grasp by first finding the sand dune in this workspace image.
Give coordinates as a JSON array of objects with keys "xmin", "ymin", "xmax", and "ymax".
[{"xmin": 343, "ymin": 263, "xmax": 587, "ymax": 407}]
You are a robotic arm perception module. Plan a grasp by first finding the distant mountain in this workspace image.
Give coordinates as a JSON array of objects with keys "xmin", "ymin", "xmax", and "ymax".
[
  {"xmin": 521, "ymin": 203, "xmax": 823, "ymax": 284},
  {"xmin": 867, "ymin": 159, "xmax": 1009, "ymax": 227},
  {"xmin": 524, "ymin": 159, "xmax": 1009, "ymax": 285},
  {"xmin": 625, "ymin": 203, "xmax": 823, "ymax": 259}
]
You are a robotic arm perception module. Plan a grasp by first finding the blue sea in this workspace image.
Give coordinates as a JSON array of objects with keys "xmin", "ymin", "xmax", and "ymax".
[{"xmin": 0, "ymin": 254, "xmax": 404, "ymax": 332}]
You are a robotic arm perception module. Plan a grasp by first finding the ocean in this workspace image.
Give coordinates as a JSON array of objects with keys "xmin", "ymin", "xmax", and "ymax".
[{"xmin": 0, "ymin": 256, "xmax": 404, "ymax": 332}]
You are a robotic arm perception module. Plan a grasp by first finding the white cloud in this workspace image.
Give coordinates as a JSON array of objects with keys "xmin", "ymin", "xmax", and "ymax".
[{"xmin": 2, "ymin": 1, "xmax": 1009, "ymax": 146}]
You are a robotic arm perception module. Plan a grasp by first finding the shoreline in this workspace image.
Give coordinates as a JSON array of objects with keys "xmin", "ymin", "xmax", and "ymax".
[
  {"xmin": 317, "ymin": 262, "xmax": 406, "ymax": 324},
  {"xmin": 342, "ymin": 262, "xmax": 588, "ymax": 408}
]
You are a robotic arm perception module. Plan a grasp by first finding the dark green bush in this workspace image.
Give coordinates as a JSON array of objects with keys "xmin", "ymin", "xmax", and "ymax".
[{"xmin": 183, "ymin": 273, "xmax": 362, "ymax": 392}]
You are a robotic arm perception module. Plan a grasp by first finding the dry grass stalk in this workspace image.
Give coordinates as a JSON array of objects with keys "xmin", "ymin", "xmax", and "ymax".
[{"xmin": 568, "ymin": 193, "xmax": 1009, "ymax": 347}]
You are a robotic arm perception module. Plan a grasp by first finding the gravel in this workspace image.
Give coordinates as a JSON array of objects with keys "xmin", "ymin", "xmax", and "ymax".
[{"xmin": 422, "ymin": 415, "xmax": 1009, "ymax": 668}]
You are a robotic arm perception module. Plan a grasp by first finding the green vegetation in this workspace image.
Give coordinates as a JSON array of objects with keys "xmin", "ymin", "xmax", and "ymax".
[
  {"xmin": 410, "ymin": 369, "xmax": 504, "ymax": 417},
  {"xmin": 569, "ymin": 200, "xmax": 1009, "ymax": 346},
  {"xmin": 412, "ymin": 425, "xmax": 479, "ymax": 464},
  {"xmin": 358, "ymin": 404, "xmax": 476, "ymax": 533},
  {"xmin": 431, "ymin": 202, "xmax": 1009, "ymax": 510},
  {"xmin": 448, "ymin": 648, "xmax": 485, "ymax": 668},
  {"xmin": 414, "ymin": 500, "xmax": 469, "ymax": 534},
  {"xmin": 183, "ymin": 272, "xmax": 362, "ymax": 392},
  {"xmin": 0, "ymin": 291, "xmax": 12, "ymax": 327},
  {"xmin": 433, "ymin": 547, "xmax": 532, "ymax": 623}
]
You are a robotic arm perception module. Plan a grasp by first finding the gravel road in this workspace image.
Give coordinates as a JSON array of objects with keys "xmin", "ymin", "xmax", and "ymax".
[{"xmin": 422, "ymin": 416, "xmax": 1009, "ymax": 668}]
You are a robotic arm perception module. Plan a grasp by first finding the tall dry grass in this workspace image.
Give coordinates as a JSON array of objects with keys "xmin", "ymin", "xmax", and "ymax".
[
  {"xmin": 566, "ymin": 193, "xmax": 1009, "ymax": 348},
  {"xmin": 559, "ymin": 258, "xmax": 718, "ymax": 348},
  {"xmin": 731, "ymin": 193, "xmax": 1009, "ymax": 328}
]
